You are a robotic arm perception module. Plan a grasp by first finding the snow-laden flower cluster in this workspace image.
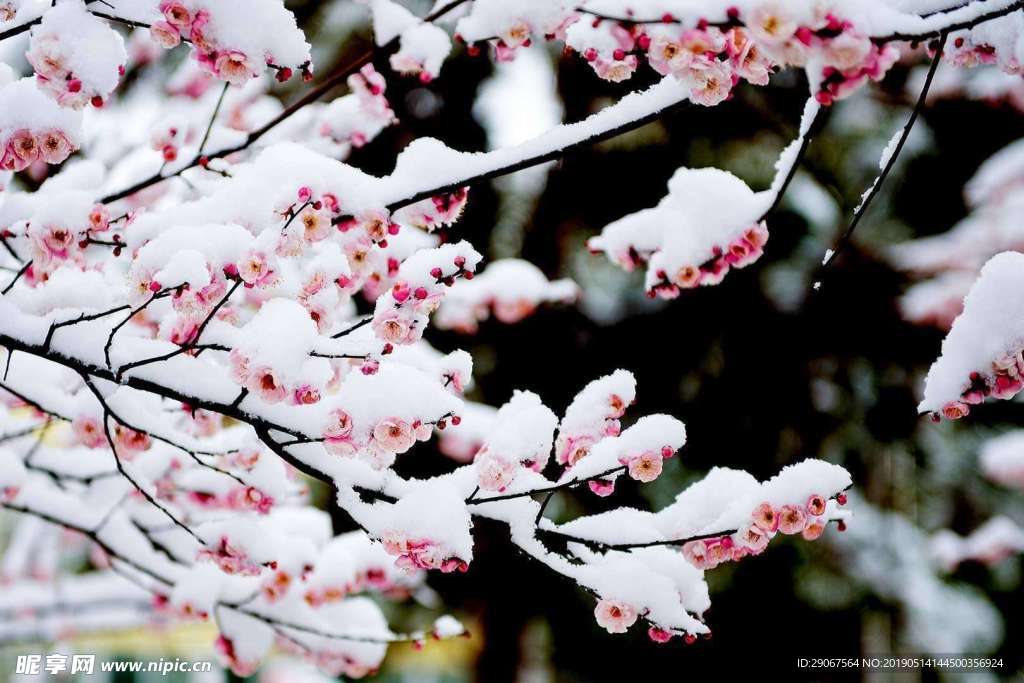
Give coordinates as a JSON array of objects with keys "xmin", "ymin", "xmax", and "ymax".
[
  {"xmin": 27, "ymin": 1, "xmax": 127, "ymax": 109},
  {"xmin": 454, "ymin": 1, "xmax": 908, "ymax": 105},
  {"xmin": 371, "ymin": 242, "xmax": 482, "ymax": 347},
  {"xmin": 315, "ymin": 65, "xmax": 397, "ymax": 155},
  {"xmin": 919, "ymin": 252, "xmax": 1024, "ymax": 419},
  {"xmin": 149, "ymin": 0, "xmax": 312, "ymax": 84},
  {"xmin": 944, "ymin": 10, "xmax": 1024, "ymax": 74},
  {"xmin": 0, "ymin": 76, "xmax": 81, "ymax": 172},
  {"xmin": 551, "ymin": 460, "xmax": 851, "ymax": 640},
  {"xmin": 588, "ymin": 167, "xmax": 770, "ymax": 298},
  {"xmin": 433, "ymin": 259, "xmax": 579, "ymax": 333}
]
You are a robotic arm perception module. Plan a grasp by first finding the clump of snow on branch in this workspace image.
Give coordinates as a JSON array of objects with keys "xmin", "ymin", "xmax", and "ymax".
[
  {"xmin": 588, "ymin": 167, "xmax": 770, "ymax": 298},
  {"xmin": 147, "ymin": 0, "xmax": 312, "ymax": 84},
  {"xmin": 979, "ymin": 430, "xmax": 1024, "ymax": 490},
  {"xmin": 932, "ymin": 517, "xmax": 1024, "ymax": 571},
  {"xmin": 433, "ymin": 259, "xmax": 579, "ymax": 333},
  {"xmin": 919, "ymin": 252, "xmax": 1024, "ymax": 419},
  {"xmin": 0, "ymin": 77, "xmax": 82, "ymax": 172},
  {"xmin": 27, "ymin": 1, "xmax": 126, "ymax": 109}
]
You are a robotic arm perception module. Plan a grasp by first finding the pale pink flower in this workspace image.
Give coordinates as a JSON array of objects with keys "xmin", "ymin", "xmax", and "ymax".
[
  {"xmin": 373, "ymin": 417, "xmax": 415, "ymax": 453},
  {"xmin": 372, "ymin": 310, "xmax": 418, "ymax": 344},
  {"xmin": 594, "ymin": 599, "xmax": 638, "ymax": 634},
  {"xmin": 476, "ymin": 452, "xmax": 517, "ymax": 491},
  {"xmin": 299, "ymin": 206, "xmax": 330, "ymax": 242},
  {"xmin": 188, "ymin": 11, "xmax": 213, "ymax": 52},
  {"xmin": 413, "ymin": 420, "xmax": 433, "ymax": 441},
  {"xmin": 498, "ymin": 20, "xmax": 532, "ymax": 49},
  {"xmin": 88, "ymin": 204, "xmax": 110, "ymax": 232},
  {"xmin": 777, "ymin": 504, "xmax": 807, "ymax": 534},
  {"xmin": 39, "ymin": 223, "xmax": 74, "ymax": 259},
  {"xmin": 802, "ymin": 519, "xmax": 826, "ymax": 541},
  {"xmin": 556, "ymin": 434, "xmax": 594, "ymax": 466},
  {"xmin": 674, "ymin": 264, "xmax": 702, "ymax": 288},
  {"xmin": 592, "ymin": 55, "xmax": 639, "ymax": 83},
  {"xmin": 682, "ymin": 540, "xmax": 709, "ymax": 569},
  {"xmin": 588, "ymin": 479, "xmax": 615, "ymax": 497},
  {"xmin": 728, "ymin": 29, "xmax": 773, "ymax": 85},
  {"xmin": 37, "ymin": 129, "xmax": 73, "ymax": 164},
  {"xmin": 745, "ymin": 222, "xmax": 770, "ymax": 250},
  {"xmin": 72, "ymin": 415, "xmax": 106, "ymax": 448},
  {"xmin": 261, "ymin": 570, "xmax": 292, "ymax": 603},
  {"xmin": 214, "ymin": 51, "xmax": 256, "ymax": 85},
  {"xmin": 0, "ymin": 142, "xmax": 19, "ymax": 172},
  {"xmin": 9, "ymin": 129, "xmax": 39, "ymax": 167},
  {"xmin": 647, "ymin": 35, "xmax": 686, "ymax": 76},
  {"xmin": 747, "ymin": 3, "xmax": 799, "ymax": 45},
  {"xmin": 648, "ymin": 627, "xmax": 674, "ymax": 643},
  {"xmin": 806, "ymin": 494, "xmax": 827, "ymax": 517},
  {"xmin": 159, "ymin": 1, "xmax": 192, "ymax": 29},
  {"xmin": 150, "ymin": 21, "xmax": 182, "ymax": 49},
  {"xmin": 359, "ymin": 210, "xmax": 391, "ymax": 242},
  {"xmin": 26, "ymin": 37, "xmax": 66, "ymax": 81},
  {"xmin": 292, "ymin": 384, "xmax": 321, "ymax": 405},
  {"xmin": 237, "ymin": 250, "xmax": 275, "ymax": 287},
  {"xmin": 738, "ymin": 522, "xmax": 770, "ymax": 551},
  {"xmin": 246, "ymin": 366, "xmax": 288, "ymax": 404},
  {"xmin": 113, "ymin": 425, "xmax": 152, "ymax": 456},
  {"xmin": 626, "ymin": 451, "xmax": 663, "ymax": 482},
  {"xmin": 823, "ymin": 31, "xmax": 872, "ymax": 70},
  {"xmin": 941, "ymin": 401, "xmax": 969, "ymax": 420},
  {"xmin": 228, "ymin": 349, "xmax": 251, "ymax": 384},
  {"xmin": 752, "ymin": 502, "xmax": 778, "ymax": 532},
  {"xmin": 381, "ymin": 530, "xmax": 409, "ymax": 556},
  {"xmin": 493, "ymin": 299, "xmax": 536, "ymax": 324},
  {"xmin": 323, "ymin": 408, "xmax": 354, "ymax": 452},
  {"xmin": 687, "ymin": 60, "xmax": 734, "ymax": 107}
]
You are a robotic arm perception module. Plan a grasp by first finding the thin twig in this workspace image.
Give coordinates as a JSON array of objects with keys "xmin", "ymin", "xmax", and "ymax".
[{"xmin": 814, "ymin": 32, "xmax": 949, "ymax": 287}]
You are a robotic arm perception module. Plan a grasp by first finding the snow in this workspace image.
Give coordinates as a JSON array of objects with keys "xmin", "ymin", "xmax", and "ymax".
[
  {"xmin": 28, "ymin": 1, "xmax": 127, "ymax": 108},
  {"xmin": 979, "ymin": 430, "xmax": 1024, "ymax": 489},
  {"xmin": 0, "ymin": 77, "xmax": 83, "ymax": 148},
  {"xmin": 920, "ymin": 252, "xmax": 1024, "ymax": 413},
  {"xmin": 932, "ymin": 516, "xmax": 1024, "ymax": 570}
]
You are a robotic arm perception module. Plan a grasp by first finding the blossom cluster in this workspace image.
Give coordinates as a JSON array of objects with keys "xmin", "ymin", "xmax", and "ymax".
[
  {"xmin": 315, "ymin": 65, "xmax": 397, "ymax": 155},
  {"xmin": 455, "ymin": 1, "xmax": 904, "ymax": 106},
  {"xmin": 433, "ymin": 259, "xmax": 579, "ymax": 333},
  {"xmin": 27, "ymin": 1, "xmax": 127, "ymax": 109},
  {"xmin": 920, "ymin": 253, "xmax": 1024, "ymax": 420},
  {"xmin": 589, "ymin": 167, "xmax": 771, "ymax": 298},
  {"xmin": 12, "ymin": 192, "xmax": 114, "ymax": 280},
  {"xmin": 381, "ymin": 531, "xmax": 470, "ymax": 573},
  {"xmin": 683, "ymin": 491, "xmax": 847, "ymax": 569},
  {"xmin": 150, "ymin": 0, "xmax": 312, "ymax": 85},
  {"xmin": 0, "ymin": 76, "xmax": 81, "ymax": 173},
  {"xmin": 371, "ymin": 241, "xmax": 482, "ymax": 346},
  {"xmin": 938, "ymin": 349, "xmax": 1024, "ymax": 420}
]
